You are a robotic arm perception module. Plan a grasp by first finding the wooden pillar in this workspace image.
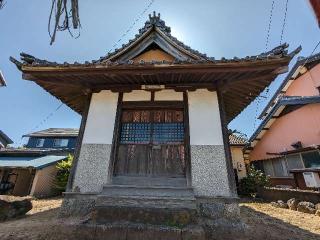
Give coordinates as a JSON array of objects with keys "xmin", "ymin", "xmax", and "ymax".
[
  {"xmin": 66, "ymin": 93, "xmax": 92, "ymax": 192},
  {"xmin": 217, "ymin": 88, "xmax": 238, "ymax": 197}
]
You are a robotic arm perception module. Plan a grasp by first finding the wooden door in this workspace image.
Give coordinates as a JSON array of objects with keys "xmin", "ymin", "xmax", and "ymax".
[{"xmin": 114, "ymin": 108, "xmax": 186, "ymax": 178}]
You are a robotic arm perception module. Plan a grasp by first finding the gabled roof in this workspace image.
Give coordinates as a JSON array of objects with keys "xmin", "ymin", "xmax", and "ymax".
[
  {"xmin": 0, "ymin": 70, "xmax": 6, "ymax": 87},
  {"xmin": 23, "ymin": 128, "xmax": 79, "ymax": 138},
  {"xmin": 258, "ymin": 52, "xmax": 320, "ymax": 120},
  {"xmin": 0, "ymin": 130, "xmax": 13, "ymax": 146},
  {"xmin": 95, "ymin": 12, "xmax": 210, "ymax": 63},
  {"xmin": 244, "ymin": 95, "xmax": 320, "ymax": 160},
  {"xmin": 10, "ymin": 12, "xmax": 300, "ymax": 122}
]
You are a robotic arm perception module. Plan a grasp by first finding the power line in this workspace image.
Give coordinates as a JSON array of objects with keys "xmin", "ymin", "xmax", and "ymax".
[
  {"xmin": 17, "ymin": 0, "xmax": 156, "ymax": 146},
  {"xmin": 280, "ymin": 0, "xmax": 289, "ymax": 45},
  {"xmin": 300, "ymin": 40, "xmax": 320, "ymax": 69},
  {"xmin": 252, "ymin": 0, "xmax": 276, "ymax": 133},
  {"xmin": 265, "ymin": 0, "xmax": 275, "ymax": 51},
  {"xmin": 106, "ymin": 0, "xmax": 155, "ymax": 55},
  {"xmin": 18, "ymin": 102, "xmax": 64, "ymax": 146}
]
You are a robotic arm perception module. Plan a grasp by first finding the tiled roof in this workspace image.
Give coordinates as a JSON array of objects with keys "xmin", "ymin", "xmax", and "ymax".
[
  {"xmin": 10, "ymin": 12, "xmax": 300, "ymax": 70},
  {"xmin": 229, "ymin": 133, "xmax": 247, "ymax": 145},
  {"xmin": 23, "ymin": 128, "xmax": 79, "ymax": 138},
  {"xmin": 96, "ymin": 12, "xmax": 210, "ymax": 62},
  {"xmin": 11, "ymin": 44, "xmax": 299, "ymax": 70}
]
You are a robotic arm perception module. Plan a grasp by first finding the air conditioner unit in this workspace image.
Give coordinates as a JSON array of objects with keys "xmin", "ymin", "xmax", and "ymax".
[{"xmin": 303, "ymin": 172, "xmax": 320, "ymax": 188}]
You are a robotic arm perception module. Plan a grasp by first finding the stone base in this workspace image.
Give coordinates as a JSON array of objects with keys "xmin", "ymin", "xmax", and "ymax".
[
  {"xmin": 59, "ymin": 193, "xmax": 244, "ymax": 239},
  {"xmin": 196, "ymin": 196, "xmax": 241, "ymax": 221},
  {"xmin": 59, "ymin": 193, "xmax": 97, "ymax": 217},
  {"xmin": 58, "ymin": 221, "xmax": 205, "ymax": 240},
  {"xmin": 94, "ymin": 204, "xmax": 198, "ymax": 227}
]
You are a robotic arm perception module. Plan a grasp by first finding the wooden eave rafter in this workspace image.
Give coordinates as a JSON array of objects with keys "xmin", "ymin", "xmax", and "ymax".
[{"xmin": 20, "ymin": 58, "xmax": 291, "ymax": 122}]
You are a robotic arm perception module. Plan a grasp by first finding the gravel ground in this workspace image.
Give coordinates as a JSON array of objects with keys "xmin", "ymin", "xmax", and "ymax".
[{"xmin": 0, "ymin": 197, "xmax": 319, "ymax": 240}]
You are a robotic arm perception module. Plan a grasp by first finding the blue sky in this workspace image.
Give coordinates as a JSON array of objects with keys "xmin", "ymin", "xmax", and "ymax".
[{"xmin": 0, "ymin": 0, "xmax": 319, "ymax": 146}]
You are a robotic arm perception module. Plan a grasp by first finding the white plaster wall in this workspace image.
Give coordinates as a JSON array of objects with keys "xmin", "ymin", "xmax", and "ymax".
[
  {"xmin": 188, "ymin": 89, "xmax": 223, "ymax": 145},
  {"xmin": 82, "ymin": 90, "xmax": 118, "ymax": 144},
  {"xmin": 155, "ymin": 90, "xmax": 183, "ymax": 101},
  {"xmin": 123, "ymin": 90, "xmax": 151, "ymax": 101},
  {"xmin": 231, "ymin": 146, "xmax": 247, "ymax": 180}
]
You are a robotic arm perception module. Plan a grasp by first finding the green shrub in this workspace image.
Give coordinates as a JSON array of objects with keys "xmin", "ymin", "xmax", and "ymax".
[
  {"xmin": 238, "ymin": 166, "xmax": 270, "ymax": 197},
  {"xmin": 54, "ymin": 154, "xmax": 73, "ymax": 194}
]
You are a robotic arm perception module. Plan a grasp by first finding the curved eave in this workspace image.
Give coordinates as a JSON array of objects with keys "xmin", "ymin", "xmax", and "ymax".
[{"xmin": 20, "ymin": 57, "xmax": 292, "ymax": 73}]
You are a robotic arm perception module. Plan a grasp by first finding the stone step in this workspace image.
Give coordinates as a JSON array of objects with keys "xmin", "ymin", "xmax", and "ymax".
[
  {"xmin": 101, "ymin": 184, "xmax": 195, "ymax": 198},
  {"xmin": 61, "ymin": 222, "xmax": 205, "ymax": 240},
  {"xmin": 112, "ymin": 176, "xmax": 187, "ymax": 187},
  {"xmin": 96, "ymin": 195, "xmax": 196, "ymax": 209},
  {"xmin": 93, "ymin": 203, "xmax": 199, "ymax": 226}
]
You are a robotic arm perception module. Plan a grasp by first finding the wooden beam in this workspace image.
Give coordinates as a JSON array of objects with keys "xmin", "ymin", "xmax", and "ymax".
[
  {"xmin": 217, "ymin": 88, "xmax": 238, "ymax": 197},
  {"xmin": 66, "ymin": 93, "xmax": 92, "ymax": 191}
]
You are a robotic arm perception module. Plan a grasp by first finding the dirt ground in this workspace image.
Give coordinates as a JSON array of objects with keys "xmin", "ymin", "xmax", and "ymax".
[{"xmin": 0, "ymin": 198, "xmax": 319, "ymax": 240}]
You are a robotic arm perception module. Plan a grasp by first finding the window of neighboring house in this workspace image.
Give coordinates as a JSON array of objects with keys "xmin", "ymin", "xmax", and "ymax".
[
  {"xmin": 35, "ymin": 138, "xmax": 45, "ymax": 148},
  {"xmin": 286, "ymin": 154, "xmax": 304, "ymax": 175},
  {"xmin": 272, "ymin": 158, "xmax": 287, "ymax": 177},
  {"xmin": 263, "ymin": 158, "xmax": 288, "ymax": 177},
  {"xmin": 263, "ymin": 160, "xmax": 274, "ymax": 177},
  {"xmin": 53, "ymin": 139, "xmax": 69, "ymax": 148},
  {"xmin": 301, "ymin": 150, "xmax": 320, "ymax": 168}
]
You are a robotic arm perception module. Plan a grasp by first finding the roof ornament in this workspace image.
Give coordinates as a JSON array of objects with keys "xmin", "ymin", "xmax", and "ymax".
[{"xmin": 139, "ymin": 11, "xmax": 171, "ymax": 34}]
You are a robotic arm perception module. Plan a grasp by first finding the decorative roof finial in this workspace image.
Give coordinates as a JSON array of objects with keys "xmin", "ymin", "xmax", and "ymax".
[{"xmin": 144, "ymin": 12, "xmax": 170, "ymax": 33}]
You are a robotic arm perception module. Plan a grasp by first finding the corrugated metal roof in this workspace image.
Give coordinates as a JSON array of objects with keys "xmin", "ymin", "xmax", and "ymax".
[{"xmin": 0, "ymin": 155, "xmax": 67, "ymax": 169}]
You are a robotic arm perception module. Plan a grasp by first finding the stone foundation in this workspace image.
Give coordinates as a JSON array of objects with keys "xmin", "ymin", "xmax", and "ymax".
[
  {"xmin": 190, "ymin": 145, "xmax": 232, "ymax": 197},
  {"xmin": 57, "ymin": 221, "xmax": 206, "ymax": 240},
  {"xmin": 59, "ymin": 193, "xmax": 97, "ymax": 217},
  {"xmin": 73, "ymin": 144, "xmax": 112, "ymax": 193},
  {"xmin": 59, "ymin": 193, "xmax": 244, "ymax": 237}
]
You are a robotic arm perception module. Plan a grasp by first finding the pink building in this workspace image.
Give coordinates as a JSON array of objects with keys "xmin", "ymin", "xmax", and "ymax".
[{"xmin": 244, "ymin": 53, "xmax": 320, "ymax": 189}]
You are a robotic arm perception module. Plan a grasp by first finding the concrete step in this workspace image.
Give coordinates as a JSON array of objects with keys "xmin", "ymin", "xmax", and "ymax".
[{"xmin": 101, "ymin": 184, "xmax": 195, "ymax": 198}]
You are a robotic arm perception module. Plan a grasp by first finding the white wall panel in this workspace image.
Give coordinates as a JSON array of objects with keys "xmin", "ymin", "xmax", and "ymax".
[
  {"xmin": 82, "ymin": 91, "xmax": 118, "ymax": 144},
  {"xmin": 155, "ymin": 90, "xmax": 183, "ymax": 101},
  {"xmin": 188, "ymin": 89, "xmax": 223, "ymax": 145},
  {"xmin": 123, "ymin": 90, "xmax": 151, "ymax": 101}
]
